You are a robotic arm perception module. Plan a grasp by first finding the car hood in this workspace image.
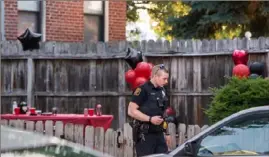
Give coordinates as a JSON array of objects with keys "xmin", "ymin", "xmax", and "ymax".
[
  {"xmin": 143, "ymin": 153, "xmax": 173, "ymax": 157},
  {"xmin": 143, "ymin": 153, "xmax": 190, "ymax": 157}
]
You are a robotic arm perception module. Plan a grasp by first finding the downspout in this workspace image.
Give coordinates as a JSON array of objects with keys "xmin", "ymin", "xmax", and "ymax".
[
  {"xmin": 104, "ymin": 1, "xmax": 109, "ymax": 42},
  {"xmin": 0, "ymin": 0, "xmax": 5, "ymax": 41},
  {"xmin": 0, "ymin": 0, "xmax": 4, "ymax": 114},
  {"xmin": 41, "ymin": 1, "xmax": 46, "ymax": 41}
]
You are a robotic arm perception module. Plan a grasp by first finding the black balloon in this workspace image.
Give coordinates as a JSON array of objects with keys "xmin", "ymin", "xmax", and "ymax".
[
  {"xmin": 17, "ymin": 28, "xmax": 42, "ymax": 51},
  {"xmin": 248, "ymin": 73, "xmax": 260, "ymax": 79},
  {"xmin": 124, "ymin": 47, "xmax": 143, "ymax": 69},
  {"xmin": 165, "ymin": 115, "xmax": 177, "ymax": 124},
  {"xmin": 19, "ymin": 101, "xmax": 28, "ymax": 114},
  {"xmin": 249, "ymin": 62, "xmax": 265, "ymax": 77}
]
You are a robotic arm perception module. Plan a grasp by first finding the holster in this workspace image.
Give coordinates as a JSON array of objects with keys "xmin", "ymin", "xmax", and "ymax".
[
  {"xmin": 130, "ymin": 120, "xmax": 141, "ymax": 143},
  {"xmin": 130, "ymin": 120, "xmax": 149, "ymax": 144}
]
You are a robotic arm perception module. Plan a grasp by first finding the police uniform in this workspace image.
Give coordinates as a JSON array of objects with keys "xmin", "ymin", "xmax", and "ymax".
[{"xmin": 131, "ymin": 81, "xmax": 169, "ymax": 157}]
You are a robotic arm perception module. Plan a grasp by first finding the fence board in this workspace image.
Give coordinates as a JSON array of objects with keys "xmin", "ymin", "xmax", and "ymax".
[
  {"xmin": 116, "ymin": 128, "xmax": 124, "ymax": 157},
  {"xmin": 104, "ymin": 129, "xmax": 116, "ymax": 156},
  {"xmin": 187, "ymin": 125, "xmax": 196, "ymax": 139},
  {"xmin": 9, "ymin": 120, "xmax": 17, "ymax": 128},
  {"xmin": 85, "ymin": 125, "xmax": 95, "ymax": 148},
  {"xmin": 168, "ymin": 123, "xmax": 177, "ymax": 150},
  {"xmin": 178, "ymin": 123, "xmax": 186, "ymax": 145},
  {"xmin": 94, "ymin": 127, "xmax": 105, "ymax": 152},
  {"xmin": 45, "ymin": 120, "xmax": 54, "ymax": 136},
  {"xmin": 0, "ymin": 119, "xmax": 8, "ymax": 126},
  {"xmin": 64, "ymin": 123, "xmax": 74, "ymax": 142},
  {"xmin": 74, "ymin": 124, "xmax": 84, "ymax": 145},
  {"xmin": 55, "ymin": 121, "xmax": 64, "ymax": 138},
  {"xmin": 25, "ymin": 121, "xmax": 35, "ymax": 131},
  {"xmin": 35, "ymin": 121, "xmax": 44, "ymax": 134},
  {"xmin": 124, "ymin": 123, "xmax": 133, "ymax": 157},
  {"xmin": 16, "ymin": 120, "xmax": 25, "ymax": 129}
]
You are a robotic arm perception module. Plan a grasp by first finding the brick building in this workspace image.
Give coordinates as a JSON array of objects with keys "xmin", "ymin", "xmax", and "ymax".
[{"xmin": 0, "ymin": 1, "xmax": 126, "ymax": 42}]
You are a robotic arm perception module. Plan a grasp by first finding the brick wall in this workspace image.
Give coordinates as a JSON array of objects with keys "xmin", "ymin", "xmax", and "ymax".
[
  {"xmin": 46, "ymin": 1, "xmax": 84, "ymax": 42},
  {"xmin": 3, "ymin": 1, "xmax": 126, "ymax": 41},
  {"xmin": 4, "ymin": 0, "xmax": 18, "ymax": 40},
  {"xmin": 109, "ymin": 1, "xmax": 126, "ymax": 41}
]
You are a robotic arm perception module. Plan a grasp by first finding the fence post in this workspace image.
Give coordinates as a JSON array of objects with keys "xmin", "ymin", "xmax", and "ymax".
[
  {"xmin": 27, "ymin": 58, "xmax": 35, "ymax": 107},
  {"xmin": 265, "ymin": 51, "xmax": 269, "ymax": 78},
  {"xmin": 118, "ymin": 58, "xmax": 126, "ymax": 129}
]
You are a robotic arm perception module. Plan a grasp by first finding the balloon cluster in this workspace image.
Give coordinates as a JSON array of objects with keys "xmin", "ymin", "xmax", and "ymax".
[
  {"xmin": 232, "ymin": 50, "xmax": 265, "ymax": 79},
  {"xmin": 232, "ymin": 50, "xmax": 250, "ymax": 78},
  {"xmin": 164, "ymin": 107, "xmax": 177, "ymax": 125},
  {"xmin": 124, "ymin": 47, "xmax": 154, "ymax": 90}
]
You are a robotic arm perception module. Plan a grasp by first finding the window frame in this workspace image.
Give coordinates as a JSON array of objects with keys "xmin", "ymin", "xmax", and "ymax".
[
  {"xmin": 17, "ymin": 1, "xmax": 42, "ymax": 35},
  {"xmin": 194, "ymin": 110, "xmax": 269, "ymax": 156},
  {"xmin": 83, "ymin": 1, "xmax": 105, "ymax": 42}
]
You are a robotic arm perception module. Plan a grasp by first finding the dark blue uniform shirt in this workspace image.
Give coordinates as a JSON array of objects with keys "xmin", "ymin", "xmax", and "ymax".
[{"xmin": 131, "ymin": 81, "xmax": 168, "ymax": 132}]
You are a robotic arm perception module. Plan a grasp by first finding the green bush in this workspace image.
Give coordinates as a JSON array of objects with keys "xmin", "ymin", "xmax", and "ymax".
[{"xmin": 205, "ymin": 76, "xmax": 269, "ymax": 124}]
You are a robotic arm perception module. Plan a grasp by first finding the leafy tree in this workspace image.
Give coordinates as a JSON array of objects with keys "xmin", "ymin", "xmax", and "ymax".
[
  {"xmin": 127, "ymin": 1, "xmax": 269, "ymax": 40},
  {"xmin": 126, "ymin": 27, "xmax": 142, "ymax": 41},
  {"xmin": 147, "ymin": 1, "xmax": 191, "ymax": 41},
  {"xmin": 166, "ymin": 1, "xmax": 269, "ymax": 39},
  {"xmin": 127, "ymin": 1, "xmax": 149, "ymax": 22},
  {"xmin": 126, "ymin": 1, "xmax": 150, "ymax": 40},
  {"xmin": 126, "ymin": 1, "xmax": 190, "ymax": 41}
]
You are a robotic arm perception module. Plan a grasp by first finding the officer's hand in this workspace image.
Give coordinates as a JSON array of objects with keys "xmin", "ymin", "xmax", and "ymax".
[{"xmin": 150, "ymin": 116, "xmax": 163, "ymax": 125}]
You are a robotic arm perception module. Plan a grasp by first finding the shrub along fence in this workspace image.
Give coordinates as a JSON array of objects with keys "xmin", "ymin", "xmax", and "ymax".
[{"xmin": 0, "ymin": 119, "xmax": 209, "ymax": 157}]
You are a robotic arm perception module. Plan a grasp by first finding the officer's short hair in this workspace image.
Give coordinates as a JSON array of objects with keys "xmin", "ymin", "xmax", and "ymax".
[{"xmin": 151, "ymin": 64, "xmax": 169, "ymax": 77}]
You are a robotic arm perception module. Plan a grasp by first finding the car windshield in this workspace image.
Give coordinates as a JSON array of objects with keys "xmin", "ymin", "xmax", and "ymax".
[
  {"xmin": 1, "ymin": 144, "xmax": 98, "ymax": 157},
  {"xmin": 197, "ymin": 112, "xmax": 269, "ymax": 156}
]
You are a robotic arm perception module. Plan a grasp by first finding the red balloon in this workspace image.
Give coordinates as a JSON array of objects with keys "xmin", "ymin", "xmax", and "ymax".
[
  {"xmin": 232, "ymin": 64, "xmax": 250, "ymax": 78},
  {"xmin": 135, "ymin": 62, "xmax": 151, "ymax": 79},
  {"xmin": 165, "ymin": 107, "xmax": 176, "ymax": 116},
  {"xmin": 232, "ymin": 50, "xmax": 249, "ymax": 65},
  {"xmin": 125, "ymin": 70, "xmax": 136, "ymax": 84},
  {"xmin": 133, "ymin": 77, "xmax": 147, "ymax": 89}
]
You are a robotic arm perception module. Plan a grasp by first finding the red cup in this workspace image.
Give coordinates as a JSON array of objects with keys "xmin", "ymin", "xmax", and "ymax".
[
  {"xmin": 14, "ymin": 107, "xmax": 20, "ymax": 115},
  {"xmin": 30, "ymin": 108, "xmax": 36, "ymax": 115},
  {"xmin": 88, "ymin": 108, "xmax": 94, "ymax": 116}
]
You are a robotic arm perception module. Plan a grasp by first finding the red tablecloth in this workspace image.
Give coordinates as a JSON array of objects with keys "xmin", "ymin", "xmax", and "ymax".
[{"xmin": 0, "ymin": 114, "xmax": 113, "ymax": 131}]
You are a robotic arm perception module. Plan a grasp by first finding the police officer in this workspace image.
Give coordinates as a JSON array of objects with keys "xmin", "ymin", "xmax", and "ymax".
[{"xmin": 128, "ymin": 64, "xmax": 171, "ymax": 156}]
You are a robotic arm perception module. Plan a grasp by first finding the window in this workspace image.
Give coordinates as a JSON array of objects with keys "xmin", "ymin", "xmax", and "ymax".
[
  {"xmin": 83, "ymin": 1, "xmax": 104, "ymax": 42},
  {"xmin": 197, "ymin": 112, "xmax": 269, "ymax": 156},
  {"xmin": 17, "ymin": 1, "xmax": 41, "ymax": 36}
]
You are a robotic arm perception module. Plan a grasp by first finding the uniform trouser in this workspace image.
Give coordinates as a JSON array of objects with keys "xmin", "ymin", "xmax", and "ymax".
[{"xmin": 135, "ymin": 132, "xmax": 168, "ymax": 157}]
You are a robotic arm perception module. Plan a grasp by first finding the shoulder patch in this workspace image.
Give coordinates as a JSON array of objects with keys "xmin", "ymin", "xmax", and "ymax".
[{"xmin": 134, "ymin": 88, "xmax": 141, "ymax": 96}]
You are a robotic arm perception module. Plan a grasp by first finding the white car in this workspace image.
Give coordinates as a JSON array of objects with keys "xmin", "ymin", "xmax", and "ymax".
[
  {"xmin": 1, "ymin": 125, "xmax": 113, "ymax": 157},
  {"xmin": 145, "ymin": 105, "xmax": 269, "ymax": 157}
]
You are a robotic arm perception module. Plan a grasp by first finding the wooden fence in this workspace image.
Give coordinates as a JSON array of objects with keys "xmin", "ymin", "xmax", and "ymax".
[
  {"xmin": 0, "ymin": 119, "xmax": 209, "ymax": 157},
  {"xmin": 1, "ymin": 37, "xmax": 269, "ymax": 129}
]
